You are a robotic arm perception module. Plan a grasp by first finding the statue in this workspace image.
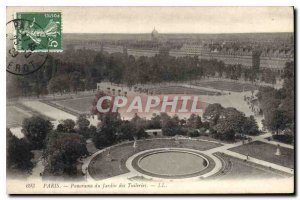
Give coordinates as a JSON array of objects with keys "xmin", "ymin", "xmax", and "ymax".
[
  {"xmin": 133, "ymin": 136, "xmax": 137, "ymax": 152},
  {"xmin": 275, "ymin": 144, "xmax": 281, "ymax": 156},
  {"xmin": 106, "ymin": 149, "xmax": 112, "ymax": 161}
]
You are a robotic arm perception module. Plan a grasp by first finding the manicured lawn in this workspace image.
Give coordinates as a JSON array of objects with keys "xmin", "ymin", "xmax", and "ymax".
[
  {"xmin": 195, "ymin": 81, "xmax": 259, "ymax": 92},
  {"xmin": 53, "ymin": 96, "xmax": 94, "ymax": 114},
  {"xmin": 228, "ymin": 141, "xmax": 294, "ymax": 168},
  {"xmin": 150, "ymin": 86, "xmax": 220, "ymax": 95},
  {"xmin": 195, "ymin": 135, "xmax": 232, "ymax": 144},
  {"xmin": 88, "ymin": 138, "xmax": 222, "ymax": 180},
  {"xmin": 213, "ymin": 152, "xmax": 292, "ymax": 179}
]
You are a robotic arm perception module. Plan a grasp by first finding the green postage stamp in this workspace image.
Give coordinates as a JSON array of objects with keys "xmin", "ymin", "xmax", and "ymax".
[{"xmin": 15, "ymin": 12, "xmax": 62, "ymax": 52}]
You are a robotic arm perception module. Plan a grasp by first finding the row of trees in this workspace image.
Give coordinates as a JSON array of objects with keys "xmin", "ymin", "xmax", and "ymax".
[
  {"xmin": 8, "ymin": 47, "xmax": 280, "ymax": 98},
  {"xmin": 93, "ymin": 107, "xmax": 259, "ymax": 149},
  {"xmin": 257, "ymin": 62, "xmax": 294, "ymax": 143},
  {"xmin": 92, "ymin": 112, "xmax": 201, "ymax": 149}
]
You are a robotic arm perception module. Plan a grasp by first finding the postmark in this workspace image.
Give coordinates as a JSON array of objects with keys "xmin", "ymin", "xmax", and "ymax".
[
  {"xmin": 15, "ymin": 12, "xmax": 62, "ymax": 52},
  {"xmin": 6, "ymin": 19, "xmax": 50, "ymax": 75}
]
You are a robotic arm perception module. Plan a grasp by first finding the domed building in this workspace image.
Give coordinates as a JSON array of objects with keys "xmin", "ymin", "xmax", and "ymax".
[{"xmin": 151, "ymin": 27, "xmax": 159, "ymax": 41}]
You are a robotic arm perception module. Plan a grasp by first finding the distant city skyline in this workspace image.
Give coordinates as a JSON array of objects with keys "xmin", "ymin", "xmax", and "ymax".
[{"xmin": 7, "ymin": 7, "xmax": 294, "ymax": 33}]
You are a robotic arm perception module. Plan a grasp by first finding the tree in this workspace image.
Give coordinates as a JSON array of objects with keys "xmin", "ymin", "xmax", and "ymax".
[
  {"xmin": 187, "ymin": 114, "xmax": 202, "ymax": 129},
  {"xmin": 93, "ymin": 112, "xmax": 121, "ymax": 148},
  {"xmin": 76, "ymin": 115, "xmax": 91, "ymax": 138},
  {"xmin": 69, "ymin": 71, "xmax": 81, "ymax": 93},
  {"xmin": 60, "ymin": 119, "xmax": 76, "ymax": 133},
  {"xmin": 243, "ymin": 115, "xmax": 259, "ymax": 136},
  {"xmin": 212, "ymin": 107, "xmax": 246, "ymax": 141},
  {"xmin": 76, "ymin": 115, "xmax": 90, "ymax": 130},
  {"xmin": 281, "ymin": 61, "xmax": 294, "ymax": 129},
  {"xmin": 88, "ymin": 125, "xmax": 98, "ymax": 138},
  {"xmin": 257, "ymin": 87, "xmax": 281, "ymax": 131},
  {"xmin": 43, "ymin": 132, "xmax": 88, "ymax": 176},
  {"xmin": 33, "ymin": 80, "xmax": 41, "ymax": 98},
  {"xmin": 187, "ymin": 129, "xmax": 200, "ymax": 137},
  {"xmin": 162, "ymin": 115, "xmax": 184, "ymax": 136},
  {"xmin": 147, "ymin": 114, "xmax": 162, "ymax": 129},
  {"xmin": 7, "ymin": 129, "xmax": 33, "ymax": 173},
  {"xmin": 92, "ymin": 132, "xmax": 112, "ymax": 149},
  {"xmin": 130, "ymin": 114, "xmax": 148, "ymax": 139},
  {"xmin": 22, "ymin": 116, "xmax": 53, "ymax": 149},
  {"xmin": 282, "ymin": 61, "xmax": 294, "ymax": 94},
  {"xmin": 257, "ymin": 61, "xmax": 294, "ymax": 139},
  {"xmin": 106, "ymin": 53, "xmax": 125, "ymax": 84},
  {"xmin": 48, "ymin": 75, "xmax": 69, "ymax": 95},
  {"xmin": 203, "ymin": 103, "xmax": 224, "ymax": 126},
  {"xmin": 118, "ymin": 121, "xmax": 135, "ymax": 141},
  {"xmin": 268, "ymin": 110, "xmax": 291, "ymax": 135}
]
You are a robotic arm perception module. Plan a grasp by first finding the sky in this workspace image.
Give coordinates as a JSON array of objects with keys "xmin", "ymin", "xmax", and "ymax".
[{"xmin": 7, "ymin": 7, "xmax": 294, "ymax": 33}]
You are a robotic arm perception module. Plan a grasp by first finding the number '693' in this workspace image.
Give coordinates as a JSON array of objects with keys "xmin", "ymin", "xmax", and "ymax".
[{"xmin": 26, "ymin": 183, "xmax": 35, "ymax": 188}]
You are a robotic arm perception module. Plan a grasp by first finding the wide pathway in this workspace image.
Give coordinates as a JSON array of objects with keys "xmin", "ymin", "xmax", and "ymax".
[{"xmin": 22, "ymin": 100, "xmax": 77, "ymax": 121}]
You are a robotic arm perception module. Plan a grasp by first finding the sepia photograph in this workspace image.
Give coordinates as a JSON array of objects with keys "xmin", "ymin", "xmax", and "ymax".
[{"xmin": 5, "ymin": 6, "xmax": 295, "ymax": 194}]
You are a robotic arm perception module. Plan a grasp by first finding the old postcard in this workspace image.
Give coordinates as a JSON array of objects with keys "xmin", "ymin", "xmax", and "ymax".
[{"xmin": 6, "ymin": 6, "xmax": 294, "ymax": 194}]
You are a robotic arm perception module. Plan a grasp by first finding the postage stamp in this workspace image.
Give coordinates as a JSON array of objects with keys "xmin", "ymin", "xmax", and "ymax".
[{"xmin": 15, "ymin": 12, "xmax": 62, "ymax": 52}]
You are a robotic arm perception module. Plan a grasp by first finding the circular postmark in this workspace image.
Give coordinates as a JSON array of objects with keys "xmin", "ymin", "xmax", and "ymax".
[{"xmin": 6, "ymin": 19, "xmax": 50, "ymax": 75}]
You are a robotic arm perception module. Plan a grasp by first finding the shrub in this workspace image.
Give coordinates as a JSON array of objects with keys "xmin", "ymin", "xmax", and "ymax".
[
  {"xmin": 22, "ymin": 116, "xmax": 53, "ymax": 149},
  {"xmin": 93, "ymin": 132, "xmax": 114, "ymax": 149},
  {"xmin": 187, "ymin": 129, "xmax": 200, "ymax": 137},
  {"xmin": 273, "ymin": 134, "xmax": 293, "ymax": 144},
  {"xmin": 7, "ymin": 129, "xmax": 34, "ymax": 173},
  {"xmin": 44, "ymin": 132, "xmax": 88, "ymax": 176},
  {"xmin": 198, "ymin": 127, "xmax": 207, "ymax": 134}
]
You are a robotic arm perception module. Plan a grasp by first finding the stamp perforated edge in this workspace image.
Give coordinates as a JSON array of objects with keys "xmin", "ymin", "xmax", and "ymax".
[{"xmin": 13, "ymin": 11, "xmax": 63, "ymax": 53}]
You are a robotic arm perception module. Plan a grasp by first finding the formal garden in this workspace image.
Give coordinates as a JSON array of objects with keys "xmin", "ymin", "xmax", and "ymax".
[
  {"xmin": 87, "ymin": 138, "xmax": 222, "ymax": 180},
  {"xmin": 6, "ymin": 45, "xmax": 294, "ymax": 182},
  {"xmin": 6, "ymin": 99, "xmax": 294, "ymax": 181}
]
